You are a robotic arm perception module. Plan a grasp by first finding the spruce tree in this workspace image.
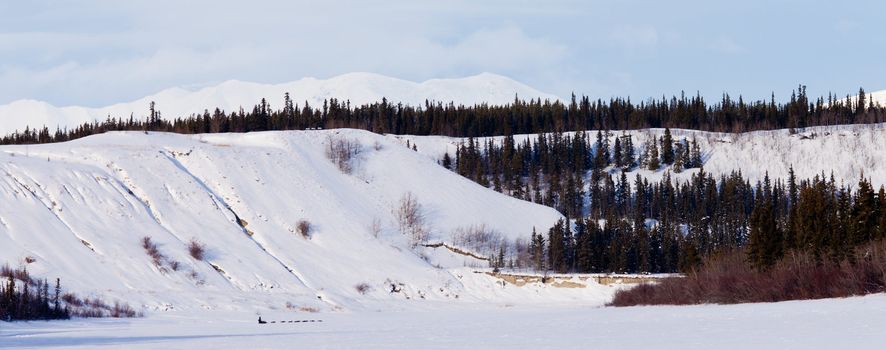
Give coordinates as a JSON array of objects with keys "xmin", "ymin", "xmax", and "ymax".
[
  {"xmin": 547, "ymin": 219, "xmax": 567, "ymax": 273},
  {"xmin": 441, "ymin": 152, "xmax": 452, "ymax": 170},
  {"xmin": 851, "ymin": 178, "xmax": 878, "ymax": 246},
  {"xmin": 661, "ymin": 128, "xmax": 674, "ymax": 164},
  {"xmin": 613, "ymin": 136, "xmax": 623, "ymax": 169},
  {"xmin": 680, "ymin": 139, "xmax": 692, "ymax": 168},
  {"xmin": 647, "ymin": 136, "xmax": 660, "ymax": 171},
  {"xmin": 690, "ymin": 138, "xmax": 702, "ymax": 167},
  {"xmin": 621, "ymin": 134, "xmax": 635, "ymax": 170},
  {"xmin": 673, "ymin": 141, "xmax": 685, "ymax": 173},
  {"xmin": 878, "ymin": 186, "xmax": 886, "ymax": 240},
  {"xmin": 747, "ymin": 176, "xmax": 783, "ymax": 270}
]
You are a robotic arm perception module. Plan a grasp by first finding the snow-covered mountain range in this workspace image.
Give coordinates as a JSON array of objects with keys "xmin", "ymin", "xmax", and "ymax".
[{"xmin": 0, "ymin": 72, "xmax": 561, "ymax": 136}]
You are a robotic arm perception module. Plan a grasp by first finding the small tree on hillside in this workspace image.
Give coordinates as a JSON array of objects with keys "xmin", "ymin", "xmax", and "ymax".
[
  {"xmin": 396, "ymin": 192, "xmax": 428, "ymax": 247},
  {"xmin": 646, "ymin": 136, "xmax": 660, "ymax": 171},
  {"xmin": 660, "ymin": 128, "xmax": 674, "ymax": 164}
]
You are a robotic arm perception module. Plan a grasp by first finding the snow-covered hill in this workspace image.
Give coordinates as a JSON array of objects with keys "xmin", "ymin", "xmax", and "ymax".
[
  {"xmin": 0, "ymin": 72, "xmax": 561, "ymax": 136},
  {"xmin": 401, "ymin": 123, "xmax": 886, "ymax": 189},
  {"xmin": 4, "ymin": 123, "xmax": 885, "ymax": 316},
  {"xmin": 839, "ymin": 89, "xmax": 886, "ymax": 108},
  {"xmin": 0, "ymin": 129, "xmax": 619, "ymax": 314}
]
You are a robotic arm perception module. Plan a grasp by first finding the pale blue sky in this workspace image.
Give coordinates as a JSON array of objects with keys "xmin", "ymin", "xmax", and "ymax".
[{"xmin": 1, "ymin": 0, "xmax": 883, "ymax": 106}]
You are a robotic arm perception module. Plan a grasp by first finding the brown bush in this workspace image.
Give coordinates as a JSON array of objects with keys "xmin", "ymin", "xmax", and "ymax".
[
  {"xmin": 0, "ymin": 263, "xmax": 36, "ymax": 284},
  {"xmin": 296, "ymin": 220, "xmax": 312, "ymax": 238},
  {"xmin": 141, "ymin": 236, "xmax": 164, "ymax": 267},
  {"xmin": 355, "ymin": 283, "xmax": 371, "ymax": 294},
  {"xmin": 188, "ymin": 239, "xmax": 206, "ymax": 261},
  {"xmin": 610, "ymin": 240, "xmax": 886, "ymax": 306},
  {"xmin": 111, "ymin": 302, "xmax": 140, "ymax": 318},
  {"xmin": 62, "ymin": 293, "xmax": 83, "ymax": 307}
]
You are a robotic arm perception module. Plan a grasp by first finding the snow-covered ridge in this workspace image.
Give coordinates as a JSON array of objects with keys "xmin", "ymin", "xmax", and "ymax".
[
  {"xmin": 0, "ymin": 72, "xmax": 561, "ymax": 136},
  {"xmin": 401, "ymin": 123, "xmax": 886, "ymax": 189}
]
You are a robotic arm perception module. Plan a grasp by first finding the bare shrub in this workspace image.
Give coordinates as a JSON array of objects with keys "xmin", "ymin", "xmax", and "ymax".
[
  {"xmin": 62, "ymin": 293, "xmax": 142, "ymax": 318},
  {"xmin": 141, "ymin": 236, "xmax": 152, "ymax": 250},
  {"xmin": 111, "ymin": 302, "xmax": 140, "ymax": 318},
  {"xmin": 395, "ymin": 192, "xmax": 428, "ymax": 247},
  {"xmin": 61, "ymin": 293, "xmax": 81, "ymax": 307},
  {"xmin": 299, "ymin": 306, "xmax": 320, "ymax": 313},
  {"xmin": 0, "ymin": 264, "xmax": 13, "ymax": 280},
  {"xmin": 141, "ymin": 236, "xmax": 183, "ymax": 273},
  {"xmin": 188, "ymin": 239, "xmax": 206, "ymax": 261},
  {"xmin": 451, "ymin": 224, "xmax": 507, "ymax": 258},
  {"xmin": 610, "ymin": 239, "xmax": 886, "ymax": 307},
  {"xmin": 325, "ymin": 135, "xmax": 362, "ymax": 174},
  {"xmin": 355, "ymin": 283, "xmax": 372, "ymax": 295},
  {"xmin": 141, "ymin": 236, "xmax": 164, "ymax": 267},
  {"xmin": 368, "ymin": 217, "xmax": 382, "ymax": 238},
  {"xmin": 296, "ymin": 219, "xmax": 313, "ymax": 238}
]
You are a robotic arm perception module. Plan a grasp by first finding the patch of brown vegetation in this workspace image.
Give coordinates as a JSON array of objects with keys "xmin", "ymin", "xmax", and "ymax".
[{"xmin": 610, "ymin": 240, "xmax": 886, "ymax": 306}]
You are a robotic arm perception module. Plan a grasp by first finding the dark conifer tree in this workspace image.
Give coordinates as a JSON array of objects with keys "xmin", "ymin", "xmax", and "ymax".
[
  {"xmin": 646, "ymin": 136, "xmax": 660, "ymax": 171},
  {"xmin": 441, "ymin": 152, "xmax": 453, "ymax": 170},
  {"xmin": 661, "ymin": 128, "xmax": 674, "ymax": 164}
]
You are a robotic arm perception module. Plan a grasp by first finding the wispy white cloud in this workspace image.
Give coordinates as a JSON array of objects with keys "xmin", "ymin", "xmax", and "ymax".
[{"xmin": 0, "ymin": 0, "xmax": 883, "ymax": 106}]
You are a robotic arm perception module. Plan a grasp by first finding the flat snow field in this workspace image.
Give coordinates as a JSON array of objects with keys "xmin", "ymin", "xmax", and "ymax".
[{"xmin": 3, "ymin": 294, "xmax": 885, "ymax": 350}]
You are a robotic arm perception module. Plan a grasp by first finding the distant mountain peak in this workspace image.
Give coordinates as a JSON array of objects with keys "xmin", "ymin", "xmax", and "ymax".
[{"xmin": 0, "ymin": 73, "xmax": 561, "ymax": 135}]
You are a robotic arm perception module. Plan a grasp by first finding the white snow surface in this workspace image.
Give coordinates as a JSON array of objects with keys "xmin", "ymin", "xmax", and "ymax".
[
  {"xmin": 0, "ymin": 129, "xmax": 595, "ymax": 314},
  {"xmin": 0, "ymin": 72, "xmax": 561, "ymax": 136},
  {"xmin": 2, "ymin": 293, "xmax": 885, "ymax": 349},
  {"xmin": 839, "ymin": 89, "xmax": 886, "ymax": 108},
  {"xmin": 399, "ymin": 123, "xmax": 886, "ymax": 189}
]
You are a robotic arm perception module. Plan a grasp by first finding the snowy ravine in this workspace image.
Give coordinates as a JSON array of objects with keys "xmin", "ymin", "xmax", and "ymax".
[
  {"xmin": 2, "ymin": 294, "xmax": 885, "ymax": 349},
  {"xmin": 400, "ymin": 122, "xmax": 886, "ymax": 189},
  {"xmin": 1, "ymin": 128, "xmax": 634, "ymax": 314}
]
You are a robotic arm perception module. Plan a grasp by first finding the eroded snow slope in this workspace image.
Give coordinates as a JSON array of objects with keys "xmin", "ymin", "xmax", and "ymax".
[{"xmin": 0, "ymin": 129, "xmax": 577, "ymax": 314}]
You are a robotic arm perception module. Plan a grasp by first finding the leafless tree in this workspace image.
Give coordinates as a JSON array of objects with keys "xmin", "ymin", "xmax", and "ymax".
[
  {"xmin": 325, "ymin": 135, "xmax": 362, "ymax": 174},
  {"xmin": 395, "ymin": 192, "xmax": 428, "ymax": 247}
]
